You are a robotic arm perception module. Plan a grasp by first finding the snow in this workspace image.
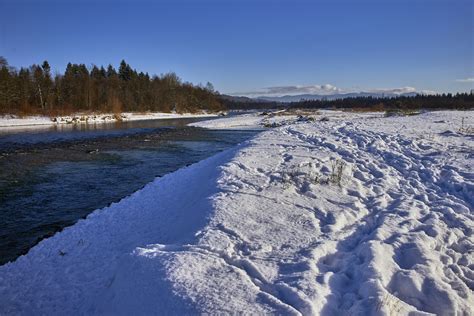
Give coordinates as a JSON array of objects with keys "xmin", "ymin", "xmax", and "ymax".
[
  {"xmin": 189, "ymin": 111, "xmax": 308, "ymax": 129},
  {"xmin": 0, "ymin": 115, "xmax": 53, "ymax": 127},
  {"xmin": 1, "ymin": 110, "xmax": 473, "ymax": 315},
  {"xmin": 0, "ymin": 112, "xmax": 217, "ymax": 128}
]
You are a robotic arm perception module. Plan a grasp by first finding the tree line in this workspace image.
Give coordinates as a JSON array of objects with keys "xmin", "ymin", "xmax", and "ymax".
[
  {"xmin": 2, "ymin": 55, "xmax": 472, "ymax": 115},
  {"xmin": 287, "ymin": 93, "xmax": 474, "ymax": 111},
  {"xmin": 219, "ymin": 92, "xmax": 474, "ymax": 111},
  {"xmin": 0, "ymin": 56, "xmax": 223, "ymax": 116}
]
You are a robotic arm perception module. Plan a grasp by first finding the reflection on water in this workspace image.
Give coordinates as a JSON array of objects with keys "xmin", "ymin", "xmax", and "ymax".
[{"xmin": 0, "ymin": 117, "xmax": 258, "ymax": 265}]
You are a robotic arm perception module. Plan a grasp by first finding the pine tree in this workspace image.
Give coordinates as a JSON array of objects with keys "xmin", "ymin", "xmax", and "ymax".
[
  {"xmin": 41, "ymin": 61, "xmax": 53, "ymax": 111},
  {"xmin": 0, "ymin": 57, "xmax": 227, "ymax": 114},
  {"xmin": 118, "ymin": 60, "xmax": 131, "ymax": 81},
  {"xmin": 32, "ymin": 65, "xmax": 45, "ymax": 110}
]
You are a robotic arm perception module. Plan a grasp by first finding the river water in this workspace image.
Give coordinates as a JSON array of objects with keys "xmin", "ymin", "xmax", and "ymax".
[{"xmin": 0, "ymin": 117, "xmax": 259, "ymax": 265}]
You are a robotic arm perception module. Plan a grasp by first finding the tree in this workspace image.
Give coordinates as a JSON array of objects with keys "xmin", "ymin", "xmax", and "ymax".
[
  {"xmin": 41, "ymin": 61, "xmax": 53, "ymax": 111},
  {"xmin": 0, "ymin": 56, "xmax": 8, "ymax": 68},
  {"xmin": 118, "ymin": 60, "xmax": 132, "ymax": 81},
  {"xmin": 32, "ymin": 65, "xmax": 45, "ymax": 110},
  {"xmin": 205, "ymin": 82, "xmax": 214, "ymax": 93},
  {"xmin": 0, "ymin": 57, "xmax": 228, "ymax": 115},
  {"xmin": 0, "ymin": 64, "xmax": 14, "ymax": 112}
]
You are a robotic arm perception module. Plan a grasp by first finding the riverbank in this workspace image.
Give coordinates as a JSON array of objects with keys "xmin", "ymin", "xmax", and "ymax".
[
  {"xmin": 0, "ymin": 118, "xmax": 256, "ymax": 265},
  {"xmin": 0, "ymin": 111, "xmax": 219, "ymax": 128},
  {"xmin": 0, "ymin": 110, "xmax": 473, "ymax": 314}
]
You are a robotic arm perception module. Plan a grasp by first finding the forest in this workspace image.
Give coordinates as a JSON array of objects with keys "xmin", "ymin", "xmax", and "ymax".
[
  {"xmin": 220, "ymin": 93, "xmax": 474, "ymax": 111},
  {"xmin": 287, "ymin": 93, "xmax": 474, "ymax": 111},
  {"xmin": 0, "ymin": 57, "xmax": 223, "ymax": 116}
]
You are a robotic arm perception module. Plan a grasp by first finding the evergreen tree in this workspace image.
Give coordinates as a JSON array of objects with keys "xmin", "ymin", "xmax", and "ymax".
[
  {"xmin": 118, "ymin": 60, "xmax": 131, "ymax": 81},
  {"xmin": 41, "ymin": 61, "xmax": 53, "ymax": 110}
]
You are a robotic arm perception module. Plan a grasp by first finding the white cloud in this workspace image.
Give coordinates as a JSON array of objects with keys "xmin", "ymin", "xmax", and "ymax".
[{"xmin": 456, "ymin": 78, "xmax": 474, "ymax": 83}]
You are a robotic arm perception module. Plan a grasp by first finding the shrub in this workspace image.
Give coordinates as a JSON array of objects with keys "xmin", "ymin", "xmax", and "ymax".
[
  {"xmin": 329, "ymin": 159, "xmax": 346, "ymax": 186},
  {"xmin": 279, "ymin": 159, "xmax": 348, "ymax": 190}
]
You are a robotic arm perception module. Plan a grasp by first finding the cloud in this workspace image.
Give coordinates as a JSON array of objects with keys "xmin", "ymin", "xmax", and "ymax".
[
  {"xmin": 231, "ymin": 84, "xmax": 434, "ymax": 97},
  {"xmin": 456, "ymin": 78, "xmax": 474, "ymax": 83}
]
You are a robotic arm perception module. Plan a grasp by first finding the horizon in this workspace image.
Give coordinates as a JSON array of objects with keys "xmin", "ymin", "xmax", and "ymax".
[{"xmin": 1, "ymin": 0, "xmax": 473, "ymax": 97}]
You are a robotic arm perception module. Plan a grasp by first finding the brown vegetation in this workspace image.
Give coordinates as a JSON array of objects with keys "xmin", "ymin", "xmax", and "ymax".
[{"xmin": 0, "ymin": 57, "xmax": 223, "ymax": 117}]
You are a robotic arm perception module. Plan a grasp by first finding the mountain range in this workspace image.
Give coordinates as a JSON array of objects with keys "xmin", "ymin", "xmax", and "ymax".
[{"xmin": 251, "ymin": 91, "xmax": 421, "ymax": 103}]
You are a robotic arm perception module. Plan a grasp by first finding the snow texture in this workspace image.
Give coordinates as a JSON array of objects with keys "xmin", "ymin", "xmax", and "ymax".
[
  {"xmin": 0, "ymin": 112, "xmax": 217, "ymax": 128},
  {"xmin": 189, "ymin": 111, "xmax": 298, "ymax": 129},
  {"xmin": 0, "ymin": 110, "xmax": 473, "ymax": 315}
]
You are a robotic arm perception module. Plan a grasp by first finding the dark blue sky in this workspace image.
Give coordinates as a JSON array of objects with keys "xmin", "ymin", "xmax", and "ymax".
[{"xmin": 1, "ymin": 0, "xmax": 472, "ymax": 95}]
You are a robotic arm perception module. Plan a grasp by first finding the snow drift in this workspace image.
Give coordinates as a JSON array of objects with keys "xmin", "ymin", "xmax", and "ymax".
[{"xmin": 0, "ymin": 110, "xmax": 473, "ymax": 315}]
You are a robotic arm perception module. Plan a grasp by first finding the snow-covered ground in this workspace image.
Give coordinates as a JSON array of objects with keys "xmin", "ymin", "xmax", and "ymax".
[
  {"xmin": 0, "ymin": 110, "xmax": 473, "ymax": 315},
  {"xmin": 0, "ymin": 112, "xmax": 218, "ymax": 128},
  {"xmin": 189, "ymin": 110, "xmax": 308, "ymax": 129}
]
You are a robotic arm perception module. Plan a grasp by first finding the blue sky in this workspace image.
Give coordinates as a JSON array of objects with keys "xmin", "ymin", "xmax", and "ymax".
[{"xmin": 1, "ymin": 0, "xmax": 472, "ymax": 96}]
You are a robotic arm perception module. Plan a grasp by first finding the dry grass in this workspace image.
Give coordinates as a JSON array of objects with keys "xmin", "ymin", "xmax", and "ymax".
[
  {"xmin": 384, "ymin": 109, "xmax": 421, "ymax": 117},
  {"xmin": 459, "ymin": 117, "xmax": 474, "ymax": 134},
  {"xmin": 272, "ymin": 109, "xmax": 321, "ymax": 116},
  {"xmin": 280, "ymin": 159, "xmax": 349, "ymax": 189}
]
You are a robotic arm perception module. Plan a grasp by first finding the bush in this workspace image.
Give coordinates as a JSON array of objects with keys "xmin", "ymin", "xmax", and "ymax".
[{"xmin": 279, "ymin": 159, "xmax": 348, "ymax": 190}]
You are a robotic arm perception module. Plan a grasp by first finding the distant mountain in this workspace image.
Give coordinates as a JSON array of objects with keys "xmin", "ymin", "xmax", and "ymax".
[
  {"xmin": 219, "ymin": 94, "xmax": 275, "ymax": 103},
  {"xmin": 254, "ymin": 92, "xmax": 420, "ymax": 103}
]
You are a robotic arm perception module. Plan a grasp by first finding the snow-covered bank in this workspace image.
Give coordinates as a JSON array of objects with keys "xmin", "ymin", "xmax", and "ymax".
[
  {"xmin": 0, "ymin": 145, "xmax": 242, "ymax": 314},
  {"xmin": 1, "ymin": 110, "xmax": 473, "ymax": 314},
  {"xmin": 189, "ymin": 109, "xmax": 379, "ymax": 129},
  {"xmin": 0, "ymin": 112, "xmax": 218, "ymax": 128},
  {"xmin": 189, "ymin": 112, "xmax": 270, "ymax": 129}
]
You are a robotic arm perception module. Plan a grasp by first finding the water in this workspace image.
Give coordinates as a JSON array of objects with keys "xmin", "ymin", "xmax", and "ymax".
[{"xmin": 0, "ymin": 117, "xmax": 259, "ymax": 265}]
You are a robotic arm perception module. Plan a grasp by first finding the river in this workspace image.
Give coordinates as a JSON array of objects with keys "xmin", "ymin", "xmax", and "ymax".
[{"xmin": 0, "ymin": 117, "xmax": 259, "ymax": 265}]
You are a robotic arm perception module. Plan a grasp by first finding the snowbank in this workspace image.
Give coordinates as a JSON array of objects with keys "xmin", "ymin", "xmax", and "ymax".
[
  {"xmin": 0, "ymin": 145, "xmax": 242, "ymax": 314},
  {"xmin": 1, "ymin": 110, "xmax": 473, "ymax": 314},
  {"xmin": 189, "ymin": 111, "xmax": 307, "ymax": 129},
  {"xmin": 0, "ymin": 112, "xmax": 217, "ymax": 128},
  {"xmin": 0, "ymin": 115, "xmax": 53, "ymax": 127},
  {"xmin": 189, "ymin": 110, "xmax": 380, "ymax": 130}
]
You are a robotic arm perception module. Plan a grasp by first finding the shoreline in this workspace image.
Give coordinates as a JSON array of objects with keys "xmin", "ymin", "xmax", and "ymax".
[{"xmin": 0, "ymin": 111, "xmax": 220, "ymax": 129}]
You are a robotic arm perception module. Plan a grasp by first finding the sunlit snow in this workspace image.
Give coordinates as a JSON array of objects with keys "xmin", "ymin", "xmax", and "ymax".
[{"xmin": 0, "ymin": 110, "xmax": 472, "ymax": 315}]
